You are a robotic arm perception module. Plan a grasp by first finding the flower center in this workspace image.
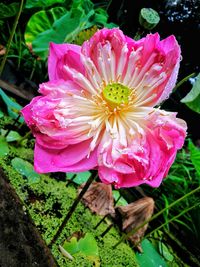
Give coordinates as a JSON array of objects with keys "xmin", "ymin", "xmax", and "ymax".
[{"xmin": 102, "ymin": 83, "xmax": 131, "ymax": 108}]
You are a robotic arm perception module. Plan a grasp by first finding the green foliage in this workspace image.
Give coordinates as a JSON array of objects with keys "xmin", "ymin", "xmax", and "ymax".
[
  {"xmin": 112, "ymin": 190, "xmax": 128, "ymax": 206},
  {"xmin": 66, "ymin": 171, "xmax": 91, "ymax": 185},
  {"xmin": 1, "ymin": 130, "xmax": 21, "ymax": 142},
  {"xmin": 0, "ymin": 3, "xmax": 20, "ymax": 19},
  {"xmin": 136, "ymin": 239, "xmax": 167, "ymax": 267},
  {"xmin": 0, "ymin": 136, "xmax": 9, "ymax": 157},
  {"xmin": 0, "ymin": 89, "xmax": 23, "ymax": 123},
  {"xmin": 24, "ymin": 0, "xmax": 117, "ymax": 59},
  {"xmin": 25, "ymin": 7, "xmax": 67, "ymax": 45},
  {"xmin": 11, "ymin": 157, "xmax": 40, "ymax": 184},
  {"xmin": 61, "ymin": 233, "xmax": 100, "ymax": 265},
  {"xmin": 150, "ymin": 231, "xmax": 185, "ymax": 267},
  {"xmin": 25, "ymin": 0, "xmax": 66, "ymax": 9},
  {"xmin": 188, "ymin": 139, "xmax": 200, "ymax": 176},
  {"xmin": 158, "ymin": 240, "xmax": 174, "ymax": 262},
  {"xmin": 143, "ymin": 146, "xmax": 200, "ymax": 246},
  {"xmin": 0, "ymin": 110, "xmax": 3, "ymax": 118},
  {"xmin": 181, "ymin": 73, "xmax": 200, "ymax": 114}
]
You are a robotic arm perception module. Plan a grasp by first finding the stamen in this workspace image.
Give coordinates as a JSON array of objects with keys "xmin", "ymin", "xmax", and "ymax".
[
  {"xmin": 132, "ymin": 53, "xmax": 156, "ymax": 86},
  {"xmin": 81, "ymin": 55, "xmax": 102, "ymax": 91},
  {"xmin": 117, "ymin": 44, "xmax": 128, "ymax": 81},
  {"xmin": 63, "ymin": 65, "xmax": 97, "ymax": 95}
]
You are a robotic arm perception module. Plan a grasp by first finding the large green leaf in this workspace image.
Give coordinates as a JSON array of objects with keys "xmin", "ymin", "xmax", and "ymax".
[
  {"xmin": 181, "ymin": 73, "xmax": 200, "ymax": 114},
  {"xmin": 0, "ymin": 88, "xmax": 23, "ymax": 123},
  {"xmin": 136, "ymin": 239, "xmax": 167, "ymax": 267},
  {"xmin": 188, "ymin": 140, "xmax": 200, "ymax": 176},
  {"xmin": 25, "ymin": 0, "xmax": 65, "ymax": 9},
  {"xmin": 0, "ymin": 3, "xmax": 19, "ymax": 19},
  {"xmin": 11, "ymin": 157, "xmax": 40, "ymax": 184},
  {"xmin": 32, "ymin": 8, "xmax": 94, "ymax": 59},
  {"xmin": 25, "ymin": 7, "xmax": 67, "ymax": 44},
  {"xmin": 24, "ymin": 0, "xmax": 117, "ymax": 60}
]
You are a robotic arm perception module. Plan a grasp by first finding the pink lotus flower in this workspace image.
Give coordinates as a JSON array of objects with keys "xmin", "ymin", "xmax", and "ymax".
[{"xmin": 22, "ymin": 28, "xmax": 187, "ymax": 188}]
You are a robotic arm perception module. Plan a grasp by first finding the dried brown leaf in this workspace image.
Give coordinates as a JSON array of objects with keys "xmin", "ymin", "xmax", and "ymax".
[
  {"xmin": 116, "ymin": 197, "xmax": 154, "ymax": 251},
  {"xmin": 79, "ymin": 182, "xmax": 115, "ymax": 216}
]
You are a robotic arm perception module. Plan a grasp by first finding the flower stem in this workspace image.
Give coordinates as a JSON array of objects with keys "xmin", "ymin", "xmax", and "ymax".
[
  {"xmin": 94, "ymin": 191, "xmax": 122, "ymax": 230},
  {"xmin": 101, "ymin": 223, "xmax": 114, "ymax": 237},
  {"xmin": 173, "ymin": 72, "xmax": 196, "ymax": 93},
  {"xmin": 94, "ymin": 214, "xmax": 108, "ymax": 230},
  {"xmin": 113, "ymin": 185, "xmax": 200, "ymax": 248},
  {"xmin": 16, "ymin": 130, "xmax": 32, "ymax": 146},
  {"xmin": 4, "ymin": 114, "xmax": 21, "ymax": 137},
  {"xmin": 49, "ymin": 172, "xmax": 98, "ymax": 247},
  {"xmin": 0, "ymin": 0, "xmax": 24, "ymax": 76}
]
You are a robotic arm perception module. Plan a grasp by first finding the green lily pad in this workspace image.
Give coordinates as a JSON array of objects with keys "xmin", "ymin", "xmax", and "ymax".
[
  {"xmin": 11, "ymin": 157, "xmax": 40, "ymax": 184},
  {"xmin": 78, "ymin": 233, "xmax": 99, "ymax": 257},
  {"xmin": 6, "ymin": 131, "xmax": 21, "ymax": 142},
  {"xmin": 0, "ymin": 136, "xmax": 9, "ymax": 157},
  {"xmin": 112, "ymin": 190, "xmax": 128, "ymax": 206},
  {"xmin": 1, "ymin": 130, "xmax": 21, "ymax": 142},
  {"xmin": 61, "ymin": 233, "xmax": 99, "ymax": 265},
  {"xmin": 181, "ymin": 73, "xmax": 200, "ymax": 114},
  {"xmin": 66, "ymin": 171, "xmax": 91, "ymax": 185},
  {"xmin": 63, "ymin": 237, "xmax": 79, "ymax": 255},
  {"xmin": 136, "ymin": 239, "xmax": 167, "ymax": 267}
]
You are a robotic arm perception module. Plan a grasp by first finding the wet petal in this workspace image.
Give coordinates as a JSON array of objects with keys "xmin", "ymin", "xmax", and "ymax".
[
  {"xmin": 48, "ymin": 42, "xmax": 84, "ymax": 81},
  {"xmin": 34, "ymin": 141, "xmax": 97, "ymax": 173}
]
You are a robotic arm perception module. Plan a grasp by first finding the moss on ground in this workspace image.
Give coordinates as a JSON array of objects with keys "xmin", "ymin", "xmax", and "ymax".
[{"xmin": 0, "ymin": 143, "xmax": 138, "ymax": 267}]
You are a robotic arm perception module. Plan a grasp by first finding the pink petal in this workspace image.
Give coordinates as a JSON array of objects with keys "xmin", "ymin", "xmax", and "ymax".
[
  {"xmin": 39, "ymin": 79, "xmax": 82, "ymax": 97},
  {"xmin": 98, "ymin": 166, "xmax": 121, "ymax": 185},
  {"xmin": 124, "ymin": 33, "xmax": 181, "ymax": 107},
  {"xmin": 98, "ymin": 109, "xmax": 186, "ymax": 188},
  {"xmin": 48, "ymin": 42, "xmax": 85, "ymax": 81},
  {"xmin": 157, "ymin": 35, "xmax": 181, "ymax": 104},
  {"xmin": 34, "ymin": 140, "xmax": 97, "ymax": 173},
  {"xmin": 21, "ymin": 96, "xmax": 42, "ymax": 128}
]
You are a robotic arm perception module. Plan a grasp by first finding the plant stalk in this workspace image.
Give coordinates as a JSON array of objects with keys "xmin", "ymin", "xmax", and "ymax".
[
  {"xmin": 173, "ymin": 72, "xmax": 196, "ymax": 93},
  {"xmin": 49, "ymin": 172, "xmax": 98, "ymax": 247},
  {"xmin": 143, "ymin": 202, "xmax": 200, "ymax": 243},
  {"xmin": 113, "ymin": 185, "xmax": 200, "ymax": 248},
  {"xmin": 101, "ymin": 223, "xmax": 114, "ymax": 237},
  {"xmin": 4, "ymin": 114, "xmax": 21, "ymax": 137},
  {"xmin": 0, "ymin": 0, "xmax": 24, "ymax": 76}
]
